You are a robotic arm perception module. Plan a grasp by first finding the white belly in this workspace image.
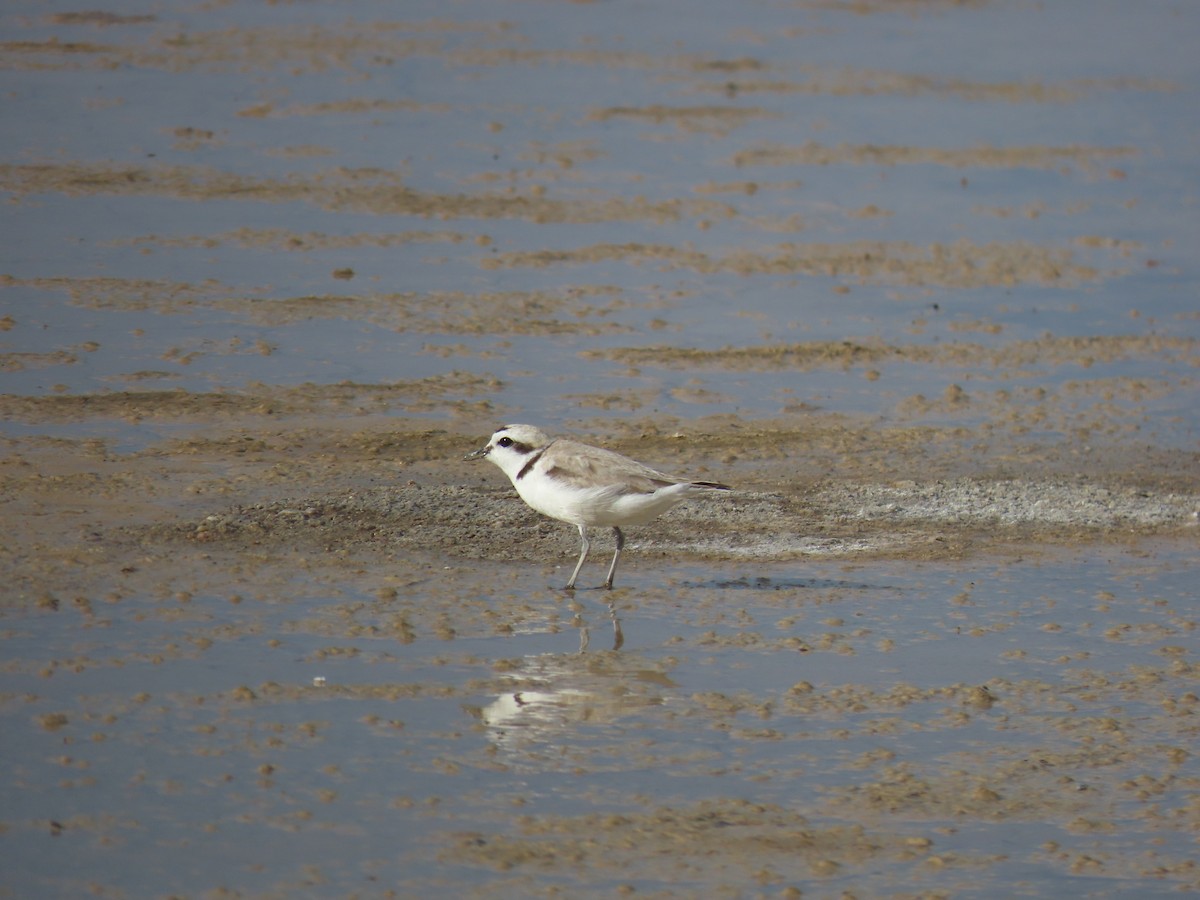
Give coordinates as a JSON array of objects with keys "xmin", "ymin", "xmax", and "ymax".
[{"xmin": 516, "ymin": 477, "xmax": 695, "ymax": 528}]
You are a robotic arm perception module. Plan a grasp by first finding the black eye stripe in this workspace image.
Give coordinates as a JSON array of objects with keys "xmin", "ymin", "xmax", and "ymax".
[{"xmin": 495, "ymin": 435, "xmax": 537, "ymax": 454}]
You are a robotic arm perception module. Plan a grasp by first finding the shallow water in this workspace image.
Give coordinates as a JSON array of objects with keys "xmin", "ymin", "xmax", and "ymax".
[
  {"xmin": 3, "ymin": 542, "xmax": 1198, "ymax": 896},
  {"xmin": 2, "ymin": 0, "xmax": 1198, "ymax": 445},
  {"xmin": 2, "ymin": 0, "xmax": 1199, "ymax": 895}
]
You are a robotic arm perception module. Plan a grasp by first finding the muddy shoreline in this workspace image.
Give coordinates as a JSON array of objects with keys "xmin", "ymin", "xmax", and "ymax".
[
  {"xmin": 4, "ymin": 408, "xmax": 1196, "ymax": 607},
  {"xmin": 5, "ymin": 409, "xmax": 1197, "ymax": 894}
]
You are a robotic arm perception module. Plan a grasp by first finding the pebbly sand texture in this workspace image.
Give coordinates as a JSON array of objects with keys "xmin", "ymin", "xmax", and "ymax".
[{"xmin": 2, "ymin": 0, "xmax": 1199, "ymax": 896}]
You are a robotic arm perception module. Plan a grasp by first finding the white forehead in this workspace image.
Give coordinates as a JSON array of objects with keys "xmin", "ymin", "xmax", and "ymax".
[{"xmin": 493, "ymin": 424, "xmax": 552, "ymax": 446}]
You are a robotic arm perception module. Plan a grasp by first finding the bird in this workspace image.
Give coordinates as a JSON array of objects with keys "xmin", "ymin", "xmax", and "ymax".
[{"xmin": 464, "ymin": 424, "xmax": 731, "ymax": 590}]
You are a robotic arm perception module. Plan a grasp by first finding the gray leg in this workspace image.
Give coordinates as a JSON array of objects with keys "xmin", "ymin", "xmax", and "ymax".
[
  {"xmin": 603, "ymin": 527, "xmax": 625, "ymax": 590},
  {"xmin": 608, "ymin": 600, "xmax": 624, "ymax": 651},
  {"xmin": 565, "ymin": 524, "xmax": 590, "ymax": 590}
]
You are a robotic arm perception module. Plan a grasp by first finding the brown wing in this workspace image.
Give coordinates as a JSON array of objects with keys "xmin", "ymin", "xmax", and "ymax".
[{"xmin": 542, "ymin": 440, "xmax": 679, "ymax": 494}]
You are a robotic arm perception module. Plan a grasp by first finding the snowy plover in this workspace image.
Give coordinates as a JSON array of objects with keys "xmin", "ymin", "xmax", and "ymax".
[{"xmin": 465, "ymin": 424, "xmax": 731, "ymax": 589}]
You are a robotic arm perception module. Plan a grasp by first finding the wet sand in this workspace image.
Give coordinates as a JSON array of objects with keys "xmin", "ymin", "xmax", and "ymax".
[
  {"xmin": 5, "ymin": 407, "xmax": 1197, "ymax": 606},
  {"xmin": 3, "ymin": 411, "xmax": 1199, "ymax": 896}
]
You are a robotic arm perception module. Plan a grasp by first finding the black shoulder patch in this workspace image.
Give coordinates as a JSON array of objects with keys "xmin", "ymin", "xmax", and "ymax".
[{"xmin": 515, "ymin": 446, "xmax": 547, "ymax": 480}]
